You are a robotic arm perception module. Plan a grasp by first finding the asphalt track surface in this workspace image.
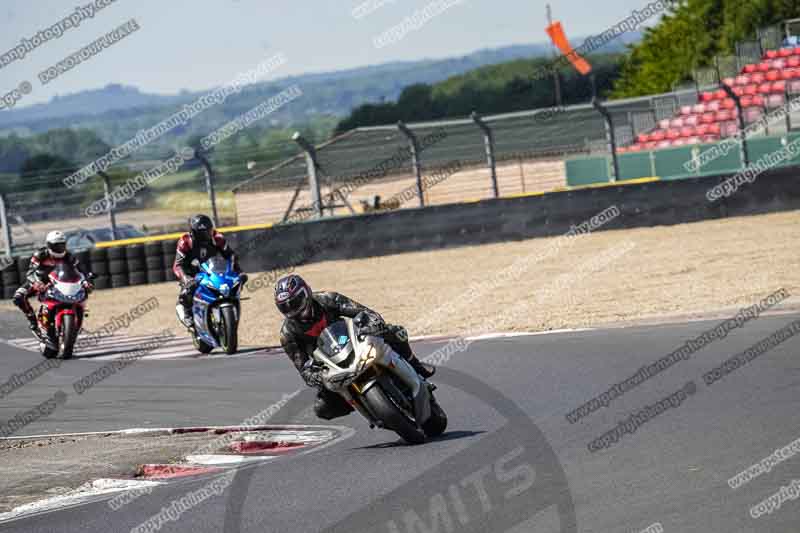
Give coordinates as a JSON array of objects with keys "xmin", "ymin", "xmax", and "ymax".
[{"xmin": 1, "ymin": 312, "xmax": 799, "ymax": 532}]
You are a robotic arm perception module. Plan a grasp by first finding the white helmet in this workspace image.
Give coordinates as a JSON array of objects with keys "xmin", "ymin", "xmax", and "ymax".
[{"xmin": 45, "ymin": 231, "xmax": 67, "ymax": 258}]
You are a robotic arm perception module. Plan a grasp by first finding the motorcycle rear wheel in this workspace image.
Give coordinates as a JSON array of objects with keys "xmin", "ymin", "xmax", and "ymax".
[
  {"xmin": 59, "ymin": 314, "xmax": 77, "ymax": 360},
  {"xmin": 363, "ymin": 385, "xmax": 426, "ymax": 444}
]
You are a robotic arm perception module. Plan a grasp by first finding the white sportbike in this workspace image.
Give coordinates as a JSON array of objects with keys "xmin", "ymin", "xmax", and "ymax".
[{"xmin": 313, "ymin": 317, "xmax": 447, "ymax": 444}]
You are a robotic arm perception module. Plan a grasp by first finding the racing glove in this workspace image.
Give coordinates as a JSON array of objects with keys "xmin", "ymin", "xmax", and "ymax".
[
  {"xmin": 301, "ymin": 359, "xmax": 326, "ymax": 388},
  {"xmin": 355, "ymin": 312, "xmax": 386, "ymax": 337}
]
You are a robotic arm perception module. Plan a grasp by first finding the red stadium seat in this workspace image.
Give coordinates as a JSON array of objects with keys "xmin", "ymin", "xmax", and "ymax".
[
  {"xmin": 699, "ymin": 91, "xmax": 715, "ymax": 102},
  {"xmin": 636, "ymin": 133, "xmax": 650, "ymax": 143},
  {"xmin": 743, "ymin": 64, "xmax": 757, "ymax": 74},
  {"xmin": 765, "ymin": 50, "xmax": 779, "ymax": 59},
  {"xmin": 692, "ymin": 103, "xmax": 706, "ymax": 114},
  {"xmin": 758, "ymin": 83, "xmax": 773, "ymax": 94},
  {"xmin": 721, "ymin": 98, "xmax": 737, "ymax": 109},
  {"xmin": 657, "ymin": 139, "xmax": 672, "ymax": 148},
  {"xmin": 751, "ymin": 72, "xmax": 766, "ymax": 84},
  {"xmin": 707, "ymin": 123, "xmax": 721, "ymax": 135},
  {"xmin": 685, "ymin": 136, "xmax": 701, "ymax": 145},
  {"xmin": 666, "ymin": 128, "xmax": 681, "ymax": 140},
  {"xmin": 758, "ymin": 62, "xmax": 771, "ymax": 72},
  {"xmin": 628, "ymin": 144, "xmax": 642, "ymax": 152},
  {"xmin": 789, "ymin": 56, "xmax": 800, "ymax": 68},
  {"xmin": 771, "ymin": 59, "xmax": 786, "ymax": 70},
  {"xmin": 701, "ymin": 135, "xmax": 720, "ymax": 143},
  {"xmin": 782, "ymin": 68, "xmax": 800, "ymax": 80},
  {"xmin": 651, "ymin": 130, "xmax": 666, "ymax": 141},
  {"xmin": 644, "ymin": 141, "xmax": 658, "ymax": 150},
  {"xmin": 670, "ymin": 117, "xmax": 685, "ymax": 128},
  {"xmin": 695, "ymin": 124, "xmax": 709, "ymax": 136},
  {"xmin": 714, "ymin": 89, "xmax": 727, "ymax": 100},
  {"xmin": 715, "ymin": 109, "xmax": 732, "ymax": 122},
  {"xmin": 722, "ymin": 121, "xmax": 740, "ymax": 136},
  {"xmin": 680, "ymin": 105, "xmax": 693, "ymax": 115},
  {"xmin": 743, "ymin": 84, "xmax": 758, "ymax": 95},
  {"xmin": 779, "ymin": 48, "xmax": 793, "ymax": 58},
  {"xmin": 793, "ymin": 46, "xmax": 800, "ymax": 55},
  {"xmin": 684, "ymin": 114, "xmax": 699, "ymax": 126},
  {"xmin": 700, "ymin": 112, "xmax": 716, "ymax": 124},
  {"xmin": 707, "ymin": 100, "xmax": 721, "ymax": 111},
  {"xmin": 751, "ymin": 95, "xmax": 765, "ymax": 106},
  {"xmin": 772, "ymin": 80, "xmax": 786, "ymax": 93},
  {"xmin": 766, "ymin": 69, "xmax": 781, "ymax": 81},
  {"xmin": 768, "ymin": 93, "xmax": 786, "ymax": 107},
  {"xmin": 659, "ymin": 119, "xmax": 671, "ymax": 129},
  {"xmin": 617, "ymin": 146, "xmax": 628, "ymax": 153},
  {"xmin": 680, "ymin": 126, "xmax": 695, "ymax": 137},
  {"xmin": 672, "ymin": 138, "xmax": 687, "ymax": 146},
  {"xmin": 741, "ymin": 96, "xmax": 753, "ymax": 107},
  {"xmin": 722, "ymin": 77, "xmax": 736, "ymax": 87},
  {"xmin": 735, "ymin": 75, "xmax": 750, "ymax": 85},
  {"xmin": 732, "ymin": 86, "xmax": 746, "ymax": 96}
]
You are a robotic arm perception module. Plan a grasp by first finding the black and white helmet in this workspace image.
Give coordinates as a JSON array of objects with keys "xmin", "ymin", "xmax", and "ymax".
[
  {"xmin": 45, "ymin": 231, "xmax": 67, "ymax": 258},
  {"xmin": 275, "ymin": 274, "xmax": 312, "ymax": 319}
]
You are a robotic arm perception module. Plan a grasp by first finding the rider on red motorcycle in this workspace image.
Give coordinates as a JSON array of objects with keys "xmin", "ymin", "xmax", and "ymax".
[{"xmin": 12, "ymin": 231, "xmax": 94, "ymax": 333}]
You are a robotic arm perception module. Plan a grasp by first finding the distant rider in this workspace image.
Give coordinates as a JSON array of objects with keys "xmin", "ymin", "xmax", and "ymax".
[
  {"xmin": 274, "ymin": 274, "xmax": 434, "ymax": 420},
  {"xmin": 173, "ymin": 214, "xmax": 246, "ymax": 328},
  {"xmin": 12, "ymin": 231, "xmax": 93, "ymax": 333}
]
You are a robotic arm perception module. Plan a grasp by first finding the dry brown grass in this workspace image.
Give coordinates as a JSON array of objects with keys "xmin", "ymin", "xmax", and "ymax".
[{"xmin": 2, "ymin": 210, "xmax": 797, "ymax": 347}]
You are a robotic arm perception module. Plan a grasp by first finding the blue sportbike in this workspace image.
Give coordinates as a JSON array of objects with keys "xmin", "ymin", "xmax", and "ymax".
[{"xmin": 189, "ymin": 256, "xmax": 244, "ymax": 355}]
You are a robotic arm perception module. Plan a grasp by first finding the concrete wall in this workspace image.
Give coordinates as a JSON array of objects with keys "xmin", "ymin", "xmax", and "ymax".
[{"xmin": 227, "ymin": 167, "xmax": 800, "ymax": 274}]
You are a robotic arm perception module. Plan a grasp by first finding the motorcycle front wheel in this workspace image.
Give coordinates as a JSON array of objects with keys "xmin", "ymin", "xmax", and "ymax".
[
  {"xmin": 219, "ymin": 306, "xmax": 238, "ymax": 355},
  {"xmin": 58, "ymin": 314, "xmax": 78, "ymax": 360},
  {"xmin": 363, "ymin": 385, "xmax": 426, "ymax": 444}
]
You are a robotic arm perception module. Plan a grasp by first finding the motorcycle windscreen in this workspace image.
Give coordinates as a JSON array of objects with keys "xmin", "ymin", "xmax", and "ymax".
[
  {"xmin": 204, "ymin": 256, "xmax": 229, "ymax": 275},
  {"xmin": 50, "ymin": 262, "xmax": 84, "ymax": 298},
  {"xmin": 317, "ymin": 321, "xmax": 353, "ymax": 365}
]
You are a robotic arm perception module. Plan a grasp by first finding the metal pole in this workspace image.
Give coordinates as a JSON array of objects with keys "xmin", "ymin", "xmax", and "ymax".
[
  {"xmin": 471, "ymin": 112, "xmax": 499, "ymax": 198},
  {"xmin": 0, "ymin": 193, "xmax": 12, "ymax": 257},
  {"xmin": 592, "ymin": 97, "xmax": 620, "ymax": 182},
  {"xmin": 397, "ymin": 121, "xmax": 425, "ymax": 208},
  {"xmin": 195, "ymin": 151, "xmax": 220, "ymax": 226},
  {"xmin": 721, "ymin": 83, "xmax": 750, "ymax": 168},
  {"xmin": 97, "ymin": 171, "xmax": 119, "ymax": 240},
  {"xmin": 292, "ymin": 132, "xmax": 323, "ymax": 219}
]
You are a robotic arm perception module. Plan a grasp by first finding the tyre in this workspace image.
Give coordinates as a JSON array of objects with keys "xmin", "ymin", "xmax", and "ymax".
[
  {"xmin": 146, "ymin": 270, "xmax": 166, "ymax": 284},
  {"xmin": 75, "ymin": 251, "xmax": 91, "ymax": 270},
  {"xmin": 15, "ymin": 257, "xmax": 27, "ymax": 277},
  {"xmin": 145, "ymin": 256, "xmax": 163, "ymax": 270},
  {"xmin": 126, "ymin": 244, "xmax": 145, "ymax": 259},
  {"xmin": 127, "ymin": 257, "xmax": 146, "ymax": 272},
  {"xmin": 90, "ymin": 248, "xmax": 108, "ymax": 264},
  {"xmin": 164, "ymin": 268, "xmax": 177, "ymax": 282},
  {"xmin": 2, "ymin": 268, "xmax": 19, "ymax": 286},
  {"xmin": 109, "ymin": 260, "xmax": 127, "ymax": 275},
  {"xmin": 219, "ymin": 306, "xmax": 238, "ymax": 355},
  {"xmin": 59, "ymin": 314, "xmax": 78, "ymax": 360},
  {"xmin": 192, "ymin": 333, "xmax": 214, "ymax": 354},
  {"xmin": 162, "ymin": 252, "xmax": 175, "ymax": 270},
  {"xmin": 111, "ymin": 274, "xmax": 129, "ymax": 288},
  {"xmin": 144, "ymin": 242, "xmax": 163, "ymax": 257},
  {"xmin": 363, "ymin": 385, "xmax": 426, "ymax": 444},
  {"xmin": 128, "ymin": 271, "xmax": 147, "ymax": 286},
  {"xmin": 91, "ymin": 260, "xmax": 109, "ymax": 276},
  {"xmin": 93, "ymin": 275, "xmax": 111, "ymax": 290},
  {"xmin": 3, "ymin": 286, "xmax": 19, "ymax": 299},
  {"xmin": 422, "ymin": 396, "xmax": 448, "ymax": 438},
  {"xmin": 107, "ymin": 246, "xmax": 126, "ymax": 261},
  {"xmin": 161, "ymin": 239, "xmax": 176, "ymax": 256}
]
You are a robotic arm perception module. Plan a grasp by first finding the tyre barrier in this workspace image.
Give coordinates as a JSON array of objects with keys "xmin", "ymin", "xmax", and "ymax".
[{"xmin": 126, "ymin": 244, "xmax": 146, "ymax": 287}]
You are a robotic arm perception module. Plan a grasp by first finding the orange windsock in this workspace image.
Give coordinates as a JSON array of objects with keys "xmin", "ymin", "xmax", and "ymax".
[{"xmin": 546, "ymin": 21, "xmax": 592, "ymax": 75}]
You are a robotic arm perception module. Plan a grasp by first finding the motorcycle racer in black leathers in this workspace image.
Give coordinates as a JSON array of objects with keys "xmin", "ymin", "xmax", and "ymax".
[{"xmin": 275, "ymin": 274, "xmax": 434, "ymax": 420}]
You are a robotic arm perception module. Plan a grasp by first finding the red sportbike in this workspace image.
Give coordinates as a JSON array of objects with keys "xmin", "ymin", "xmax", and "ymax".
[{"xmin": 33, "ymin": 263, "xmax": 93, "ymax": 360}]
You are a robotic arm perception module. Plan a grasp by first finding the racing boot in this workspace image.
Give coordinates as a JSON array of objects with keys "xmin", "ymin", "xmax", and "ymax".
[
  {"xmin": 26, "ymin": 312, "xmax": 39, "ymax": 335},
  {"xmin": 407, "ymin": 354, "xmax": 435, "ymax": 379},
  {"xmin": 175, "ymin": 304, "xmax": 194, "ymax": 330}
]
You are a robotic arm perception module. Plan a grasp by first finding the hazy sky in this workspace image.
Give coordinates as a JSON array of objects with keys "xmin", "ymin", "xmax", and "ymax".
[{"xmin": 0, "ymin": 0, "xmax": 663, "ymax": 107}]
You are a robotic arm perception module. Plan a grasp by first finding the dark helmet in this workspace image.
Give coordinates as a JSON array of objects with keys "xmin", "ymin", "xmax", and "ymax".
[
  {"xmin": 189, "ymin": 214, "xmax": 214, "ymax": 244},
  {"xmin": 275, "ymin": 274, "xmax": 312, "ymax": 319}
]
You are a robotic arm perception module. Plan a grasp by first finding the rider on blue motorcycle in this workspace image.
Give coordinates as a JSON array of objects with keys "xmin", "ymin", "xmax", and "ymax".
[{"xmin": 173, "ymin": 214, "xmax": 247, "ymax": 329}]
